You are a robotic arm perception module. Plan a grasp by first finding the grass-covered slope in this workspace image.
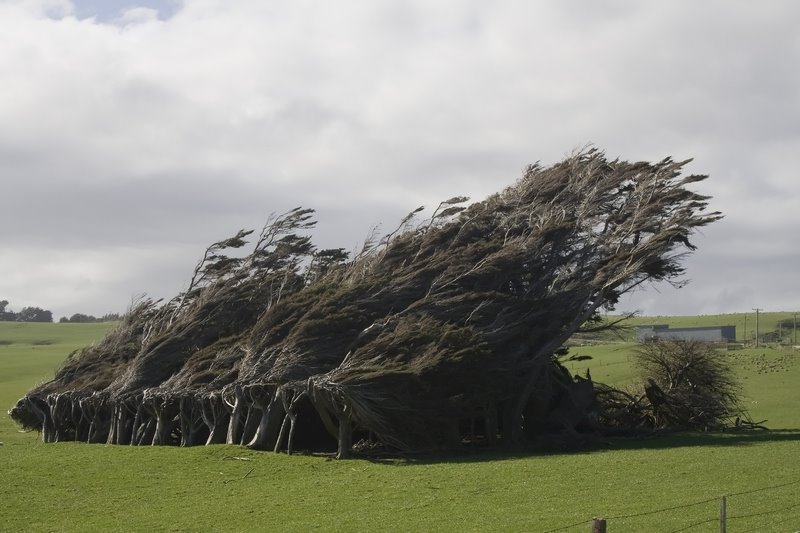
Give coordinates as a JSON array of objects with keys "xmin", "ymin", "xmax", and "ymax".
[
  {"xmin": 2, "ymin": 319, "xmax": 799, "ymax": 531},
  {"xmin": 0, "ymin": 321, "xmax": 115, "ymax": 445}
]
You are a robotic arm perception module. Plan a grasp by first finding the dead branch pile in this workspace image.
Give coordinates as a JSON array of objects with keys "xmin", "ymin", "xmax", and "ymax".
[{"xmin": 9, "ymin": 149, "xmax": 724, "ymax": 456}]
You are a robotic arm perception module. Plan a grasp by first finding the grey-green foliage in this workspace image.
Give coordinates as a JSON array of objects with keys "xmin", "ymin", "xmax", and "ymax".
[
  {"xmin": 634, "ymin": 339, "xmax": 744, "ymax": 430},
  {"xmin": 11, "ymin": 149, "xmax": 723, "ymax": 454}
]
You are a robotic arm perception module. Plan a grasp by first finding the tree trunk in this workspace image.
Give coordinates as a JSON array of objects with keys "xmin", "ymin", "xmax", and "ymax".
[
  {"xmin": 87, "ymin": 415, "xmax": 98, "ymax": 443},
  {"xmin": 179, "ymin": 397, "xmax": 195, "ymax": 447},
  {"xmin": 152, "ymin": 398, "xmax": 177, "ymax": 446},
  {"xmin": 73, "ymin": 397, "xmax": 90, "ymax": 442},
  {"xmin": 137, "ymin": 418, "xmax": 156, "ymax": 445},
  {"xmin": 78, "ymin": 396, "xmax": 95, "ymax": 443},
  {"xmin": 47, "ymin": 394, "xmax": 61, "ymax": 443},
  {"xmin": 286, "ymin": 410, "xmax": 297, "ymax": 455},
  {"xmin": 247, "ymin": 393, "xmax": 285, "ymax": 450},
  {"xmin": 508, "ymin": 361, "xmax": 554, "ymax": 445},
  {"xmin": 108, "ymin": 401, "xmax": 133, "ymax": 445},
  {"xmin": 130, "ymin": 404, "xmax": 144, "ymax": 446},
  {"xmin": 25, "ymin": 397, "xmax": 51, "ymax": 443},
  {"xmin": 274, "ymin": 413, "xmax": 290, "ymax": 453},
  {"xmin": 239, "ymin": 405, "xmax": 261, "ymax": 446},
  {"xmin": 275, "ymin": 390, "xmax": 305, "ymax": 454},
  {"xmin": 203, "ymin": 395, "xmax": 229, "ymax": 445},
  {"xmin": 336, "ymin": 415, "xmax": 352, "ymax": 459},
  {"xmin": 120, "ymin": 403, "xmax": 134, "ymax": 445},
  {"xmin": 153, "ymin": 411, "xmax": 167, "ymax": 445},
  {"xmin": 226, "ymin": 386, "xmax": 244, "ymax": 445}
]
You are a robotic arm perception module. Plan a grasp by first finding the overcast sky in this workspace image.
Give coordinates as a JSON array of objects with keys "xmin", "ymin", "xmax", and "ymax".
[{"xmin": 1, "ymin": 0, "xmax": 798, "ymax": 319}]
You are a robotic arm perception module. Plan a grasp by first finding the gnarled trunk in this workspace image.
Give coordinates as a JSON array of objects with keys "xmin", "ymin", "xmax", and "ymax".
[
  {"xmin": 151, "ymin": 396, "xmax": 179, "ymax": 446},
  {"xmin": 225, "ymin": 386, "xmax": 244, "ymax": 445},
  {"xmin": 247, "ymin": 390, "xmax": 285, "ymax": 450},
  {"xmin": 201, "ymin": 394, "xmax": 229, "ymax": 445}
]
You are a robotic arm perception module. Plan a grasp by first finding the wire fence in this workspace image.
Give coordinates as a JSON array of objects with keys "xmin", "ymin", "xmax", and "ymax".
[{"xmin": 542, "ymin": 478, "xmax": 800, "ymax": 532}]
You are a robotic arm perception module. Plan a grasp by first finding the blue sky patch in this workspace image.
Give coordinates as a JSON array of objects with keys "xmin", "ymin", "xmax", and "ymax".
[{"xmin": 72, "ymin": 0, "xmax": 179, "ymax": 22}]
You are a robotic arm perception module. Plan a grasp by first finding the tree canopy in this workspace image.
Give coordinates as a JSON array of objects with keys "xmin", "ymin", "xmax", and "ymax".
[
  {"xmin": 0, "ymin": 301, "xmax": 53, "ymax": 322},
  {"xmin": 10, "ymin": 149, "xmax": 727, "ymax": 456}
]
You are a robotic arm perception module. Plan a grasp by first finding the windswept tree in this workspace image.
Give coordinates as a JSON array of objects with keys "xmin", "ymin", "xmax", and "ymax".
[{"xmin": 10, "ymin": 149, "xmax": 726, "ymax": 456}]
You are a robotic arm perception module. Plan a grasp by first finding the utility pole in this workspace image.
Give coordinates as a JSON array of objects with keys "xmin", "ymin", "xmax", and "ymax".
[
  {"xmin": 752, "ymin": 308, "xmax": 762, "ymax": 347},
  {"xmin": 794, "ymin": 312, "xmax": 797, "ymax": 345},
  {"xmin": 743, "ymin": 314, "xmax": 747, "ymax": 344}
]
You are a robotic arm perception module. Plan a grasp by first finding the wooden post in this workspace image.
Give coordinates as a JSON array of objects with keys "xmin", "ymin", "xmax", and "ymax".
[
  {"xmin": 591, "ymin": 518, "xmax": 607, "ymax": 533},
  {"xmin": 719, "ymin": 496, "xmax": 727, "ymax": 533}
]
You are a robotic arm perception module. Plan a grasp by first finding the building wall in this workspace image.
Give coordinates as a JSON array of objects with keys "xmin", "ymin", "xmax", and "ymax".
[
  {"xmin": 658, "ymin": 329, "xmax": 725, "ymax": 342},
  {"xmin": 635, "ymin": 325, "xmax": 736, "ymax": 343}
]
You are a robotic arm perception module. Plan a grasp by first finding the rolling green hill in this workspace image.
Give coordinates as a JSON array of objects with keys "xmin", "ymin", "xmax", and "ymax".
[
  {"xmin": 590, "ymin": 311, "xmax": 800, "ymax": 344},
  {"xmin": 0, "ymin": 321, "xmax": 114, "ymax": 446}
]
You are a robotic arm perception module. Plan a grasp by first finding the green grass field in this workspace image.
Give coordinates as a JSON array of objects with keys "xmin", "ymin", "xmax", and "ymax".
[
  {"xmin": 0, "ymin": 321, "xmax": 114, "ymax": 445},
  {"xmin": 592, "ymin": 311, "xmax": 800, "ymax": 344},
  {"xmin": 1, "ymin": 319, "xmax": 799, "ymax": 532}
]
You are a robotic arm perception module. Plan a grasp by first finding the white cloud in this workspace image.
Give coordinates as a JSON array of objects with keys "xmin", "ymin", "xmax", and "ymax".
[
  {"xmin": 1, "ymin": 0, "xmax": 799, "ymax": 316},
  {"xmin": 116, "ymin": 7, "xmax": 160, "ymax": 25},
  {"xmin": 7, "ymin": 0, "xmax": 74, "ymax": 18},
  {"xmin": 0, "ymin": 245, "xmax": 193, "ymax": 318}
]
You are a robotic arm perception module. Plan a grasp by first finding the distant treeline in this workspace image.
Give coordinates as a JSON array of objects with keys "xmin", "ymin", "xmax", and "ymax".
[
  {"xmin": 0, "ymin": 300, "xmax": 52, "ymax": 322},
  {"xmin": 58, "ymin": 313, "xmax": 121, "ymax": 323},
  {"xmin": 1, "ymin": 299, "xmax": 119, "ymax": 323}
]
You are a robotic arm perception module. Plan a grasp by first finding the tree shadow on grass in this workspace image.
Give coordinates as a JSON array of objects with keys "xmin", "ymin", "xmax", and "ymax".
[
  {"xmin": 605, "ymin": 428, "xmax": 800, "ymax": 452},
  {"xmin": 376, "ymin": 429, "xmax": 800, "ymax": 465}
]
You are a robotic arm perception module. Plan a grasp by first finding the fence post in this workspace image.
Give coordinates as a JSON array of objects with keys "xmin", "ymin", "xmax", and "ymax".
[
  {"xmin": 719, "ymin": 496, "xmax": 727, "ymax": 533},
  {"xmin": 591, "ymin": 518, "xmax": 607, "ymax": 533}
]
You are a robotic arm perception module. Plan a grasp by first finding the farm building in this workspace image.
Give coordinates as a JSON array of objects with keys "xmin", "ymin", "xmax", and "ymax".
[{"xmin": 635, "ymin": 324, "xmax": 736, "ymax": 343}]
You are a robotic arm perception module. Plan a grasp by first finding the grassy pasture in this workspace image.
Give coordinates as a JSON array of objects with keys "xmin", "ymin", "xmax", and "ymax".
[
  {"xmin": 1, "ymin": 319, "xmax": 799, "ymax": 532},
  {"xmin": 566, "ymin": 342, "xmax": 800, "ymax": 430},
  {"xmin": 597, "ymin": 311, "xmax": 800, "ymax": 344},
  {"xmin": 0, "ymin": 321, "xmax": 114, "ymax": 447}
]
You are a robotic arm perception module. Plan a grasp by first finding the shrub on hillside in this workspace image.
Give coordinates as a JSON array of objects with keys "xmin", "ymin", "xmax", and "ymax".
[{"xmin": 634, "ymin": 340, "xmax": 743, "ymax": 430}]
